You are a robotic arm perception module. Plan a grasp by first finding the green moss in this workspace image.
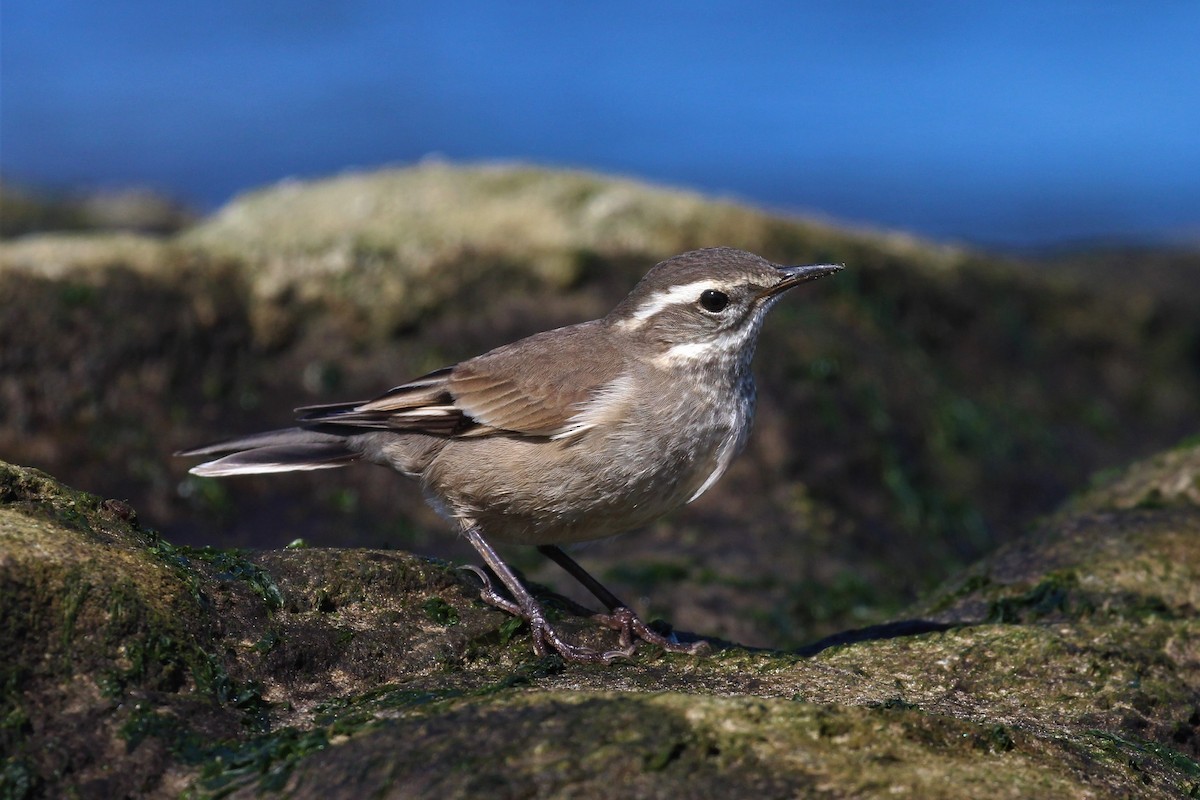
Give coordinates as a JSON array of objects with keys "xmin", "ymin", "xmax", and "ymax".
[
  {"xmin": 1173, "ymin": 433, "xmax": 1200, "ymax": 451},
  {"xmin": 1134, "ymin": 489, "xmax": 1169, "ymax": 510},
  {"xmin": 1089, "ymin": 729, "xmax": 1200, "ymax": 786},
  {"xmin": 0, "ymin": 756, "xmax": 40, "ymax": 800},
  {"xmin": 973, "ymin": 724, "xmax": 1016, "ymax": 754},
  {"xmin": 874, "ymin": 697, "xmax": 920, "ymax": 711},
  {"xmin": 195, "ymin": 548, "xmax": 284, "ymax": 611},
  {"xmin": 197, "ymin": 727, "xmax": 334, "ymax": 796},
  {"xmin": 925, "ymin": 572, "xmax": 994, "ymax": 614},
  {"xmin": 487, "ymin": 656, "xmax": 568, "ymax": 692},
  {"xmin": 57, "ymin": 282, "xmax": 97, "ymax": 308},
  {"xmin": 57, "ymin": 574, "xmax": 91, "ymax": 651},
  {"xmin": 173, "ymin": 660, "xmax": 572, "ymax": 796},
  {"xmin": 120, "ymin": 703, "xmax": 206, "ymax": 757},
  {"xmin": 252, "ymin": 628, "xmax": 280, "ymax": 655},
  {"xmin": 119, "ymin": 702, "xmax": 331, "ymax": 798},
  {"xmin": 422, "ymin": 597, "xmax": 461, "ymax": 626},
  {"xmin": 311, "ymin": 684, "xmax": 464, "ymax": 721},
  {"xmin": 987, "ymin": 572, "xmax": 1079, "ymax": 623},
  {"xmin": 643, "ymin": 739, "xmax": 688, "ymax": 771},
  {"xmin": 142, "ymin": 534, "xmax": 283, "ymax": 611},
  {"xmin": 5, "ymin": 441, "xmax": 1200, "ymax": 797},
  {"xmin": 496, "ymin": 615, "xmax": 524, "ymax": 644}
]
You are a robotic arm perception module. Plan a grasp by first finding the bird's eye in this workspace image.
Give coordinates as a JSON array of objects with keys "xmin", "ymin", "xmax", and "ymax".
[{"xmin": 699, "ymin": 289, "xmax": 729, "ymax": 313}]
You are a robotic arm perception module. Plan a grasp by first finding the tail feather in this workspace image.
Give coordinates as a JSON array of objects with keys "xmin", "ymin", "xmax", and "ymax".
[
  {"xmin": 176, "ymin": 427, "xmax": 349, "ymax": 457},
  {"xmin": 178, "ymin": 428, "xmax": 358, "ymax": 477}
]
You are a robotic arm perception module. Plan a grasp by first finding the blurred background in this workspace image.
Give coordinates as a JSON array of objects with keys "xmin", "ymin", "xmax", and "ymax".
[
  {"xmin": 3, "ymin": 2, "xmax": 1199, "ymax": 649},
  {"xmin": 4, "ymin": 1, "xmax": 1199, "ymax": 248}
]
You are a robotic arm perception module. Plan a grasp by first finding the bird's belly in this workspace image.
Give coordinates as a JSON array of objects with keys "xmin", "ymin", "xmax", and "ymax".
[{"xmin": 425, "ymin": 410, "xmax": 743, "ymax": 545}]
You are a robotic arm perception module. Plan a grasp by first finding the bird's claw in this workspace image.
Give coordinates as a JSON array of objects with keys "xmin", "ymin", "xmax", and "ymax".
[
  {"xmin": 527, "ymin": 616, "xmax": 635, "ymax": 664},
  {"xmin": 466, "ymin": 570, "xmax": 633, "ymax": 663},
  {"xmin": 463, "ymin": 561, "xmax": 705, "ymax": 662},
  {"xmin": 460, "ymin": 565, "xmax": 523, "ymax": 616},
  {"xmin": 595, "ymin": 606, "xmax": 711, "ymax": 655}
]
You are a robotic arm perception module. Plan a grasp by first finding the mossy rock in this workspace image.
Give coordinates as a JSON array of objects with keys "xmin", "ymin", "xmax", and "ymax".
[
  {"xmin": 2, "ymin": 454, "xmax": 1198, "ymax": 798},
  {"xmin": 4, "ymin": 164, "xmax": 1200, "ymax": 656}
]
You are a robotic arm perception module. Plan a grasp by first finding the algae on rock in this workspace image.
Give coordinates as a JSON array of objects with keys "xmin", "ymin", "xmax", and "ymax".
[
  {"xmin": 2, "ymin": 446, "xmax": 1199, "ymax": 797},
  {"xmin": 5, "ymin": 165, "xmax": 1200, "ymax": 655}
]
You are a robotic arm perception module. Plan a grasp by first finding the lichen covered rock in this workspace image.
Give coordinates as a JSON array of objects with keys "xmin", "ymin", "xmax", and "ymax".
[{"xmin": 2, "ymin": 451, "xmax": 1198, "ymax": 798}]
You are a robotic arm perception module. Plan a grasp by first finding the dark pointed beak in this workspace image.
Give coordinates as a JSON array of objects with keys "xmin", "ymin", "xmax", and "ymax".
[{"xmin": 762, "ymin": 263, "xmax": 843, "ymax": 299}]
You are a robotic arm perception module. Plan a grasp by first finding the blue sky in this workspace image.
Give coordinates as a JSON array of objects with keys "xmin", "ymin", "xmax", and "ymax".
[{"xmin": 3, "ymin": 2, "xmax": 1198, "ymax": 247}]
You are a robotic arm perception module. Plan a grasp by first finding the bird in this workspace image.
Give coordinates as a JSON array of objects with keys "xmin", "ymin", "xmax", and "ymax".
[{"xmin": 179, "ymin": 247, "xmax": 842, "ymax": 663}]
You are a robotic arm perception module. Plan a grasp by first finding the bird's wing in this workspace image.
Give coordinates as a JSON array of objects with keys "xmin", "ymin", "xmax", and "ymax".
[
  {"xmin": 296, "ymin": 322, "xmax": 627, "ymax": 438},
  {"xmin": 295, "ymin": 366, "xmax": 468, "ymax": 434}
]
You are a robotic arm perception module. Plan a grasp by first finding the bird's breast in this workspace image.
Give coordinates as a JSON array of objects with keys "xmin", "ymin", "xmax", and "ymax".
[{"xmin": 424, "ymin": 371, "xmax": 756, "ymax": 544}]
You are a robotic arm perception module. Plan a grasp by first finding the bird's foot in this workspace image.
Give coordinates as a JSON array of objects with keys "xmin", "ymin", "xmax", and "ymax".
[
  {"xmin": 461, "ymin": 565, "xmax": 633, "ymax": 663},
  {"xmin": 526, "ymin": 606, "xmax": 635, "ymax": 665},
  {"xmin": 594, "ymin": 606, "xmax": 712, "ymax": 656}
]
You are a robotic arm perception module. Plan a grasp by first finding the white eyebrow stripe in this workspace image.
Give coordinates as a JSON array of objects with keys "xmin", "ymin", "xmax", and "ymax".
[{"xmin": 616, "ymin": 280, "xmax": 725, "ymax": 330}]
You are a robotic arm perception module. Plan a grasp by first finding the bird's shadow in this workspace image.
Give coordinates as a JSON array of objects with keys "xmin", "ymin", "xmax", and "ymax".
[
  {"xmin": 658, "ymin": 618, "xmax": 959, "ymax": 658},
  {"xmin": 531, "ymin": 582, "xmax": 961, "ymax": 658},
  {"xmin": 466, "ymin": 564, "xmax": 962, "ymax": 660}
]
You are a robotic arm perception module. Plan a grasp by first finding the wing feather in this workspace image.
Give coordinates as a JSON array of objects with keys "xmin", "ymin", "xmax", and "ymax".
[
  {"xmin": 294, "ymin": 321, "xmax": 626, "ymax": 439},
  {"xmin": 448, "ymin": 322, "xmax": 625, "ymax": 436}
]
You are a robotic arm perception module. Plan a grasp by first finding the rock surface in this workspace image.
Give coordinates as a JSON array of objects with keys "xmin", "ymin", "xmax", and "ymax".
[
  {"xmin": 4, "ymin": 163, "xmax": 1200, "ymax": 652},
  {"xmin": 2, "ymin": 445, "xmax": 1198, "ymax": 798}
]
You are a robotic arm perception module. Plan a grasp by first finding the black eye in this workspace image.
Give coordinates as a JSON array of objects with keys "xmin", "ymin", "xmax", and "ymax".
[{"xmin": 699, "ymin": 289, "xmax": 729, "ymax": 313}]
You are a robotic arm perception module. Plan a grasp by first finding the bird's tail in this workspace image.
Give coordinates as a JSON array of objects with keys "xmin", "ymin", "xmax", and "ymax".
[{"xmin": 176, "ymin": 428, "xmax": 359, "ymax": 477}]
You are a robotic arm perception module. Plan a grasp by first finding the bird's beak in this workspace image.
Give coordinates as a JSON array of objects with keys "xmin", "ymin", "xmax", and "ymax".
[{"xmin": 761, "ymin": 263, "xmax": 843, "ymax": 299}]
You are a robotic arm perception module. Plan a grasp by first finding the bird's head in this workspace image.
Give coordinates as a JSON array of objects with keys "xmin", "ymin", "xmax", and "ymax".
[{"xmin": 608, "ymin": 247, "xmax": 842, "ymax": 366}]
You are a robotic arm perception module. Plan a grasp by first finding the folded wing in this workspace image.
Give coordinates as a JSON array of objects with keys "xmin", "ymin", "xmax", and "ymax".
[{"xmin": 296, "ymin": 322, "xmax": 626, "ymax": 439}]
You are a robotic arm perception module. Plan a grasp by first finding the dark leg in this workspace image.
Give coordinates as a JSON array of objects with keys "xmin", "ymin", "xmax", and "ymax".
[
  {"xmin": 536, "ymin": 545, "xmax": 627, "ymax": 610},
  {"xmin": 537, "ymin": 544, "xmax": 710, "ymax": 655},
  {"xmin": 461, "ymin": 522, "xmax": 633, "ymax": 663}
]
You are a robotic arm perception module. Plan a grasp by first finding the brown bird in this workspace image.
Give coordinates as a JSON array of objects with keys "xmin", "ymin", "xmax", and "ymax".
[{"xmin": 179, "ymin": 247, "xmax": 842, "ymax": 662}]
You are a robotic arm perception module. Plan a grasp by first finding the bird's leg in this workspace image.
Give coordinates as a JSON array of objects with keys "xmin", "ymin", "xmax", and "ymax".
[
  {"xmin": 456, "ymin": 565, "xmax": 522, "ymax": 617},
  {"xmin": 535, "ymin": 545, "xmax": 627, "ymax": 609},
  {"xmin": 536, "ymin": 545, "xmax": 710, "ymax": 656},
  {"xmin": 460, "ymin": 523, "xmax": 633, "ymax": 664}
]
